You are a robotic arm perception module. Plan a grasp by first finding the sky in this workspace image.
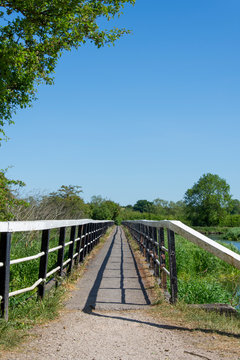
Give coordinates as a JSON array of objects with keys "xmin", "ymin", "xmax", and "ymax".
[{"xmin": 1, "ymin": 0, "xmax": 240, "ymax": 205}]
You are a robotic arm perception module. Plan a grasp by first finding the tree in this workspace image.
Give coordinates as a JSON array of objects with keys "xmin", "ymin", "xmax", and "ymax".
[
  {"xmin": 0, "ymin": 0, "xmax": 135, "ymax": 140},
  {"xmin": 0, "ymin": 169, "xmax": 27, "ymax": 220},
  {"xmin": 133, "ymin": 200, "xmax": 154, "ymax": 213},
  {"xmin": 90, "ymin": 196, "xmax": 120, "ymax": 221},
  {"xmin": 41, "ymin": 185, "xmax": 90, "ymax": 219},
  {"xmin": 230, "ymin": 199, "xmax": 240, "ymax": 215},
  {"xmin": 184, "ymin": 173, "xmax": 232, "ymax": 226}
]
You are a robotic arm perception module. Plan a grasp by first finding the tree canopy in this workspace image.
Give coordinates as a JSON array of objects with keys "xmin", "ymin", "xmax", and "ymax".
[
  {"xmin": 133, "ymin": 200, "xmax": 154, "ymax": 213},
  {"xmin": 0, "ymin": 169, "xmax": 27, "ymax": 220},
  {"xmin": 90, "ymin": 195, "xmax": 120, "ymax": 221},
  {"xmin": 43, "ymin": 185, "xmax": 89, "ymax": 219},
  {"xmin": 0, "ymin": 0, "xmax": 135, "ymax": 140},
  {"xmin": 184, "ymin": 173, "xmax": 232, "ymax": 226}
]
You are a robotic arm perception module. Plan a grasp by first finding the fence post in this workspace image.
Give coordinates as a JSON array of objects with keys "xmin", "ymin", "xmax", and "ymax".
[
  {"xmin": 159, "ymin": 228, "xmax": 167, "ymax": 290},
  {"xmin": 140, "ymin": 224, "xmax": 144, "ymax": 254},
  {"xmin": 82, "ymin": 224, "xmax": 87, "ymax": 259},
  {"xmin": 57, "ymin": 227, "xmax": 66, "ymax": 279},
  {"xmin": 146, "ymin": 226, "xmax": 150, "ymax": 263},
  {"xmin": 38, "ymin": 229, "xmax": 50, "ymax": 299},
  {"xmin": 68, "ymin": 226, "xmax": 76, "ymax": 275},
  {"xmin": 75, "ymin": 225, "xmax": 83, "ymax": 265},
  {"xmin": 143, "ymin": 225, "xmax": 147, "ymax": 258},
  {"xmin": 153, "ymin": 227, "xmax": 159, "ymax": 277},
  {"xmin": 0, "ymin": 232, "xmax": 11, "ymax": 321},
  {"xmin": 167, "ymin": 229, "xmax": 178, "ymax": 303},
  {"xmin": 149, "ymin": 227, "xmax": 153, "ymax": 269},
  {"xmin": 93, "ymin": 223, "xmax": 97, "ymax": 247},
  {"xmin": 89, "ymin": 223, "xmax": 93, "ymax": 251},
  {"xmin": 85, "ymin": 223, "xmax": 90, "ymax": 255}
]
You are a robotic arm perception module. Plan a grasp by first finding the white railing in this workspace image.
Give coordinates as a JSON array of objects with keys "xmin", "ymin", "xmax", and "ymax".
[
  {"xmin": 0, "ymin": 219, "xmax": 113, "ymax": 320},
  {"xmin": 126, "ymin": 220, "xmax": 240, "ymax": 270},
  {"xmin": 123, "ymin": 220, "xmax": 240, "ymax": 304}
]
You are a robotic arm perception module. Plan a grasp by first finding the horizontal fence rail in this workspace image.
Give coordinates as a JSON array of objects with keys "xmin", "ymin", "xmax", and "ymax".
[
  {"xmin": 123, "ymin": 220, "xmax": 240, "ymax": 304},
  {"xmin": 0, "ymin": 219, "xmax": 113, "ymax": 320}
]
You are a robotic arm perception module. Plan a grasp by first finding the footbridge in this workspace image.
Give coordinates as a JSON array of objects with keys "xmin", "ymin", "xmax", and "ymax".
[{"xmin": 1, "ymin": 219, "xmax": 240, "ymax": 320}]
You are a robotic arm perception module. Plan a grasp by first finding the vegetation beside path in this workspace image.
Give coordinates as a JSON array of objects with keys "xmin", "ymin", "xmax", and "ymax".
[
  {"xmin": 124, "ymin": 227, "xmax": 240, "ymax": 337},
  {"xmin": 0, "ymin": 227, "xmax": 114, "ymax": 351},
  {"xmin": 1, "ymin": 225, "xmax": 239, "ymax": 355}
]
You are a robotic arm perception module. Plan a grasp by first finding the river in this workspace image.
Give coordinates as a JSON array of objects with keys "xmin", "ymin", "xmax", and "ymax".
[{"xmin": 209, "ymin": 234, "xmax": 240, "ymax": 252}]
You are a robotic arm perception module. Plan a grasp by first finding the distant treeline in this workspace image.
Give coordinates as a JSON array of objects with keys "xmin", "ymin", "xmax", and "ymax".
[{"xmin": 1, "ymin": 170, "xmax": 240, "ymax": 227}]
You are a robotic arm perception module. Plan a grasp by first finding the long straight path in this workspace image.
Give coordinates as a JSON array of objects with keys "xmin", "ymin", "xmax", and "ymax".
[
  {"xmin": 3, "ymin": 226, "xmax": 238, "ymax": 360},
  {"xmin": 67, "ymin": 226, "xmax": 151, "ymax": 311}
]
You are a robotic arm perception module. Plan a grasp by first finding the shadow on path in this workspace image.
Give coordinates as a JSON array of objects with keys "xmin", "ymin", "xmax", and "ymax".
[
  {"xmin": 89, "ymin": 311, "xmax": 240, "ymax": 339},
  {"xmin": 83, "ymin": 226, "xmax": 150, "ymax": 312}
]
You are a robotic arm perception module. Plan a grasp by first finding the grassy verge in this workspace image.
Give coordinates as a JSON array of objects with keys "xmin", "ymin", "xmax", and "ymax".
[
  {"xmin": 122, "ymin": 225, "xmax": 240, "ymax": 337},
  {"xmin": 149, "ymin": 300, "xmax": 240, "ymax": 337},
  {"xmin": 194, "ymin": 226, "xmax": 240, "ymax": 242},
  {"xmin": 193, "ymin": 226, "xmax": 229, "ymax": 235},
  {"xmin": 0, "ymin": 226, "xmax": 114, "ymax": 351},
  {"xmin": 175, "ymin": 235, "xmax": 240, "ymax": 306}
]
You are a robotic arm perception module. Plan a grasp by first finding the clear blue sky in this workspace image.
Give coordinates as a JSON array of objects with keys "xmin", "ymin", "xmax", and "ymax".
[{"xmin": 1, "ymin": 0, "xmax": 240, "ymax": 205}]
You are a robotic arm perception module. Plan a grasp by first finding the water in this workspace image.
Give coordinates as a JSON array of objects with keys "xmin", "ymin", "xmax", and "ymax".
[
  {"xmin": 209, "ymin": 234, "xmax": 240, "ymax": 252},
  {"xmin": 222, "ymin": 240, "xmax": 240, "ymax": 251}
]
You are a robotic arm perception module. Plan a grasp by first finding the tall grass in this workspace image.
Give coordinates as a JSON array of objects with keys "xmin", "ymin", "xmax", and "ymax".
[
  {"xmin": 0, "ymin": 226, "xmax": 114, "ymax": 350},
  {"xmin": 175, "ymin": 235, "xmax": 240, "ymax": 307},
  {"xmin": 9, "ymin": 228, "xmax": 71, "ymax": 307}
]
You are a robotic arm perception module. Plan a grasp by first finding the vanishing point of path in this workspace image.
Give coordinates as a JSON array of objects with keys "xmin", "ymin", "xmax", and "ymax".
[
  {"xmin": 2, "ymin": 227, "xmax": 239, "ymax": 360},
  {"xmin": 67, "ymin": 226, "xmax": 150, "ymax": 312}
]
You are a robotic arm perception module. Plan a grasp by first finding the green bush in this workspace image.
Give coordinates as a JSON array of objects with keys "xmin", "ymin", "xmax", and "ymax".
[
  {"xmin": 223, "ymin": 227, "xmax": 240, "ymax": 241},
  {"xmin": 220, "ymin": 215, "xmax": 240, "ymax": 227}
]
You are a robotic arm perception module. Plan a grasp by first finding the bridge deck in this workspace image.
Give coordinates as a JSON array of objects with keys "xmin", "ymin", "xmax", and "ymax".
[{"xmin": 67, "ymin": 226, "xmax": 151, "ymax": 311}]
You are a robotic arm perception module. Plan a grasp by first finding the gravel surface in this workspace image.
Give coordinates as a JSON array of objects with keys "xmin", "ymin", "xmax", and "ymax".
[
  {"xmin": 1, "ymin": 227, "xmax": 239, "ymax": 360},
  {"xmin": 2, "ymin": 309, "xmax": 239, "ymax": 360}
]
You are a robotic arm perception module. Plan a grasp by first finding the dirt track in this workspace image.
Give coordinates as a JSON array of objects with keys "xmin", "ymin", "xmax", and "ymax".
[{"xmin": 1, "ymin": 227, "xmax": 239, "ymax": 360}]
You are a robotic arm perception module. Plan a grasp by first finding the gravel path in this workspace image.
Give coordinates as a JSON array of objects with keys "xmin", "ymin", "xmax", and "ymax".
[{"xmin": 1, "ymin": 227, "xmax": 239, "ymax": 360}]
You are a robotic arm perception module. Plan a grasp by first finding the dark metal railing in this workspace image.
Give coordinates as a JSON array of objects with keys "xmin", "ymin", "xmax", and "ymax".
[
  {"xmin": 123, "ymin": 220, "xmax": 240, "ymax": 305},
  {"xmin": 122, "ymin": 220, "xmax": 177, "ymax": 303},
  {"xmin": 0, "ymin": 219, "xmax": 113, "ymax": 320}
]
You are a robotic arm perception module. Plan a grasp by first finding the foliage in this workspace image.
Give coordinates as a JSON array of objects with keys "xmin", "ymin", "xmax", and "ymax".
[
  {"xmin": 11, "ymin": 185, "xmax": 91, "ymax": 220},
  {"xmin": 41, "ymin": 185, "xmax": 90, "ymax": 219},
  {"xmin": 0, "ymin": 0, "xmax": 135, "ymax": 140},
  {"xmin": 230, "ymin": 199, "xmax": 240, "ymax": 215},
  {"xmin": 223, "ymin": 228, "xmax": 240, "ymax": 242},
  {"xmin": 0, "ymin": 286, "xmax": 64, "ymax": 350},
  {"xmin": 90, "ymin": 195, "xmax": 120, "ymax": 221},
  {"xmin": 0, "ymin": 225, "xmax": 113, "ymax": 350},
  {"xmin": 133, "ymin": 199, "xmax": 154, "ymax": 213},
  {"xmin": 177, "ymin": 278, "xmax": 232, "ymax": 304},
  {"xmin": 175, "ymin": 235, "xmax": 240, "ymax": 306},
  {"xmin": 193, "ymin": 226, "xmax": 229, "ymax": 235},
  {"xmin": 0, "ymin": 169, "xmax": 27, "ymax": 220},
  {"xmin": 153, "ymin": 198, "xmax": 185, "ymax": 218},
  {"xmin": 119, "ymin": 208, "xmax": 167, "ymax": 221},
  {"xmin": 184, "ymin": 173, "xmax": 232, "ymax": 226},
  {"xmin": 118, "ymin": 199, "xmax": 187, "ymax": 224},
  {"xmin": 9, "ymin": 229, "xmax": 67, "ymax": 305},
  {"xmin": 220, "ymin": 214, "xmax": 240, "ymax": 227}
]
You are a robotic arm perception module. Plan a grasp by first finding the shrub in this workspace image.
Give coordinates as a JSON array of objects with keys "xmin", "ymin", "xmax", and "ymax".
[{"xmin": 223, "ymin": 228, "xmax": 240, "ymax": 241}]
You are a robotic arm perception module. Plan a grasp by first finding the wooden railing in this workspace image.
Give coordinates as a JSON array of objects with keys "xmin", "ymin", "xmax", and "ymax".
[
  {"xmin": 0, "ymin": 219, "xmax": 113, "ymax": 320},
  {"xmin": 123, "ymin": 220, "xmax": 240, "ymax": 304}
]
